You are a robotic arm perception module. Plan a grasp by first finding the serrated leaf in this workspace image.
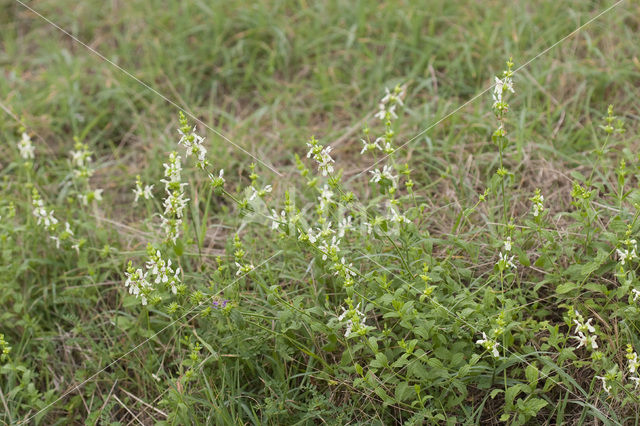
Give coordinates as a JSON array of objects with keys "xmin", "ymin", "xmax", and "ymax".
[
  {"xmin": 525, "ymin": 365, "xmax": 539, "ymax": 387},
  {"xmin": 555, "ymin": 282, "xmax": 577, "ymax": 294}
]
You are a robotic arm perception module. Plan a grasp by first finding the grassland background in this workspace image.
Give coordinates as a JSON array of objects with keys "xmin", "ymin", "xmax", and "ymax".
[{"xmin": 1, "ymin": 0, "xmax": 640, "ymax": 424}]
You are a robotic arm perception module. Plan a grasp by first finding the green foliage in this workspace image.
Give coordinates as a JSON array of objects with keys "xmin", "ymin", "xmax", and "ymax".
[{"xmin": 2, "ymin": 0, "xmax": 640, "ymax": 424}]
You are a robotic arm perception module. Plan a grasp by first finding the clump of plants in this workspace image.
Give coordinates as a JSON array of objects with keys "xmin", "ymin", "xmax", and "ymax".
[{"xmin": 3, "ymin": 58, "xmax": 640, "ymax": 425}]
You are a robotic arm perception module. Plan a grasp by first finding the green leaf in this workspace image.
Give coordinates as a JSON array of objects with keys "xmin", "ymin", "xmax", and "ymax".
[
  {"xmin": 555, "ymin": 282, "xmax": 577, "ymax": 295},
  {"xmin": 505, "ymin": 384, "xmax": 526, "ymax": 407},
  {"xmin": 370, "ymin": 352, "xmax": 388, "ymax": 369},
  {"xmin": 525, "ymin": 364, "xmax": 539, "ymax": 387},
  {"xmin": 517, "ymin": 397, "xmax": 548, "ymax": 416},
  {"xmin": 580, "ymin": 249, "xmax": 608, "ymax": 276}
]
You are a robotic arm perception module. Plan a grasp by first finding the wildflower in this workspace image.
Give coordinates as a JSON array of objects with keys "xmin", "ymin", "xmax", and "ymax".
[
  {"xmin": 476, "ymin": 332, "xmax": 500, "ymax": 358},
  {"xmin": 269, "ymin": 209, "xmax": 286, "ymax": 231},
  {"xmin": 626, "ymin": 345, "xmax": 640, "ymax": 374},
  {"xmin": 375, "ymin": 85, "xmax": 405, "ymax": 121},
  {"xmin": 572, "ymin": 332, "xmax": 598, "ymax": 350},
  {"xmin": 369, "ymin": 165, "xmax": 398, "ymax": 188},
  {"xmin": 595, "ymin": 376, "xmax": 612, "ymax": 394},
  {"xmin": 163, "ymin": 187, "xmax": 189, "ymax": 218},
  {"xmin": 146, "ymin": 250, "xmax": 181, "ymax": 294},
  {"xmin": 160, "ymin": 152, "xmax": 188, "ymax": 243},
  {"xmin": 318, "ymin": 185, "xmax": 334, "ymax": 211},
  {"xmin": 616, "ymin": 239, "xmax": 638, "ymax": 266},
  {"xmin": 235, "ymin": 262, "xmax": 254, "ymax": 276},
  {"xmin": 0, "ymin": 333, "xmax": 11, "ymax": 362},
  {"xmin": 632, "ymin": 288, "xmax": 640, "ymax": 302},
  {"xmin": 133, "ymin": 175, "xmax": 154, "ymax": 202},
  {"xmin": 69, "ymin": 139, "xmax": 94, "ymax": 180},
  {"xmin": 124, "ymin": 264, "xmax": 152, "ymax": 306},
  {"xmin": 50, "ymin": 236, "xmax": 60, "ymax": 249},
  {"xmin": 337, "ymin": 216, "xmax": 352, "ymax": 238},
  {"xmin": 79, "ymin": 189, "xmax": 103, "ymax": 206},
  {"xmin": 504, "ymin": 237, "xmax": 511, "ymax": 252},
  {"xmin": 333, "ymin": 257, "xmax": 356, "ymax": 278},
  {"xmin": 69, "ymin": 142, "xmax": 92, "ymax": 168},
  {"xmin": 573, "ymin": 317, "xmax": 595, "ymax": 335},
  {"xmin": 161, "ymin": 152, "xmax": 183, "ymax": 186},
  {"xmin": 306, "ymin": 137, "xmax": 335, "ymax": 176},
  {"xmin": 298, "ymin": 229, "xmax": 317, "ymax": 244},
  {"xmin": 380, "ymin": 86, "xmax": 405, "ymax": 106},
  {"xmin": 360, "ymin": 137, "xmax": 382, "ymax": 154},
  {"xmin": 530, "ymin": 189, "xmax": 544, "ymax": 217},
  {"xmin": 497, "ymin": 252, "xmax": 516, "ymax": 270},
  {"xmin": 212, "ymin": 299, "xmax": 229, "ymax": 309},
  {"xmin": 492, "ymin": 71, "xmax": 515, "ymax": 112},
  {"xmin": 17, "ymin": 132, "xmax": 35, "ymax": 160},
  {"xmin": 338, "ymin": 301, "xmax": 368, "ymax": 338},
  {"xmin": 319, "ymin": 236, "xmax": 341, "ymax": 261},
  {"xmin": 32, "ymin": 198, "xmax": 58, "ymax": 229},
  {"xmin": 178, "ymin": 112, "xmax": 208, "ymax": 169},
  {"xmin": 209, "ymin": 169, "xmax": 225, "ymax": 188},
  {"xmin": 388, "ymin": 206, "xmax": 410, "ymax": 224},
  {"xmin": 248, "ymin": 184, "xmax": 273, "ymax": 201}
]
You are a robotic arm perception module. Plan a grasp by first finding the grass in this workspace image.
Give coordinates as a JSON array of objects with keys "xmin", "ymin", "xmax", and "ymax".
[{"xmin": 2, "ymin": 0, "xmax": 640, "ymax": 424}]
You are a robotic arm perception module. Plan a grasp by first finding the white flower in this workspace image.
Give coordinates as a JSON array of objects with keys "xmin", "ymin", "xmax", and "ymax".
[
  {"xmin": 318, "ymin": 185, "xmax": 334, "ymax": 211},
  {"xmin": 628, "ymin": 352, "xmax": 640, "ymax": 374},
  {"xmin": 573, "ymin": 332, "xmax": 598, "ymax": 350},
  {"xmin": 617, "ymin": 248, "xmax": 629, "ymax": 266},
  {"xmin": 306, "ymin": 140, "xmax": 335, "ymax": 176},
  {"xmin": 595, "ymin": 376, "xmax": 611, "ymax": 394},
  {"xmin": 369, "ymin": 169, "xmax": 382, "ymax": 183},
  {"xmin": 235, "ymin": 262, "xmax": 254, "ymax": 276},
  {"xmin": 248, "ymin": 184, "xmax": 273, "ymax": 201},
  {"xmin": 374, "ymin": 106, "xmax": 387, "ymax": 120},
  {"xmin": 163, "ymin": 190, "xmax": 189, "ymax": 218},
  {"xmin": 209, "ymin": 169, "xmax": 225, "ymax": 188},
  {"xmin": 50, "ymin": 236, "xmax": 60, "ymax": 249},
  {"xmin": 124, "ymin": 268, "xmax": 152, "ymax": 305},
  {"xmin": 337, "ymin": 216, "xmax": 352, "ymax": 238},
  {"xmin": 632, "ymin": 288, "xmax": 640, "ymax": 302},
  {"xmin": 504, "ymin": 237, "xmax": 511, "ymax": 252},
  {"xmin": 360, "ymin": 137, "xmax": 382, "ymax": 154},
  {"xmin": 32, "ymin": 199, "xmax": 58, "ymax": 228},
  {"xmin": 497, "ymin": 252, "xmax": 516, "ymax": 270},
  {"xmin": 319, "ymin": 236, "xmax": 341, "ymax": 261},
  {"xmin": 333, "ymin": 257, "xmax": 356, "ymax": 278},
  {"xmin": 389, "ymin": 207, "xmax": 410, "ymax": 224},
  {"xmin": 338, "ymin": 303, "xmax": 366, "ymax": 337},
  {"xmin": 476, "ymin": 332, "xmax": 500, "ymax": 358},
  {"xmin": 161, "ymin": 153, "xmax": 183, "ymax": 185},
  {"xmin": 573, "ymin": 318, "xmax": 596, "ymax": 335},
  {"xmin": 179, "ymin": 125, "xmax": 208, "ymax": 167},
  {"xmin": 270, "ymin": 209, "xmax": 286, "ymax": 230},
  {"xmin": 369, "ymin": 165, "xmax": 397, "ymax": 187},
  {"xmin": 375, "ymin": 87, "xmax": 404, "ymax": 121},
  {"xmin": 134, "ymin": 178, "xmax": 154, "ymax": 202},
  {"xmin": 492, "ymin": 76, "xmax": 514, "ymax": 109},
  {"xmin": 146, "ymin": 251, "xmax": 176, "ymax": 286},
  {"xmin": 380, "ymin": 87, "xmax": 405, "ymax": 106},
  {"xmin": 17, "ymin": 132, "xmax": 35, "ymax": 160}
]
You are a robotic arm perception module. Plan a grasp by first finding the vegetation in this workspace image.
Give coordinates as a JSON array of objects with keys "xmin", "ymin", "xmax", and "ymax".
[{"xmin": 2, "ymin": 0, "xmax": 640, "ymax": 424}]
